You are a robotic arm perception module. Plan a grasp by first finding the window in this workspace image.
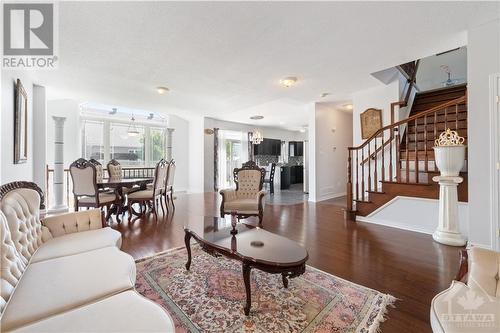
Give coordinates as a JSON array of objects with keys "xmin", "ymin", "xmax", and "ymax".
[
  {"xmin": 150, "ymin": 127, "xmax": 166, "ymax": 165},
  {"xmin": 110, "ymin": 122, "xmax": 145, "ymax": 166},
  {"xmin": 81, "ymin": 120, "xmax": 104, "ymax": 163}
]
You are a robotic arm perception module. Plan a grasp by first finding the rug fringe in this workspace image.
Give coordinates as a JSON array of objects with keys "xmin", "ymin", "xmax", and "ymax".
[{"xmin": 368, "ymin": 294, "xmax": 398, "ymax": 333}]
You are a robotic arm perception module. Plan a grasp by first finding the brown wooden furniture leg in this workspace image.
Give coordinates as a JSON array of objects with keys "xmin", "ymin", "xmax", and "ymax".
[
  {"xmin": 242, "ymin": 262, "xmax": 252, "ymax": 315},
  {"xmin": 185, "ymin": 231, "xmax": 192, "ymax": 270}
]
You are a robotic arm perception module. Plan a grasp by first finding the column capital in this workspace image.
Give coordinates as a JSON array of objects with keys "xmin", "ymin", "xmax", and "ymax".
[{"xmin": 52, "ymin": 116, "xmax": 67, "ymax": 124}]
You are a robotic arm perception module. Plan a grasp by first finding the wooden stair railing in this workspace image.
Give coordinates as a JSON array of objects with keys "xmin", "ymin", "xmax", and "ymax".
[{"xmin": 345, "ymin": 94, "xmax": 467, "ymax": 218}]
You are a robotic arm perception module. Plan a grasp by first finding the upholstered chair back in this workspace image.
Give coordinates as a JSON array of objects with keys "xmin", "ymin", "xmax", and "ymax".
[
  {"xmin": 468, "ymin": 247, "xmax": 500, "ymax": 297},
  {"xmin": 0, "ymin": 211, "xmax": 27, "ymax": 317},
  {"xmin": 89, "ymin": 159, "xmax": 103, "ymax": 182},
  {"xmin": 233, "ymin": 162, "xmax": 265, "ymax": 199},
  {"xmin": 107, "ymin": 159, "xmax": 122, "ymax": 180},
  {"xmin": 70, "ymin": 158, "xmax": 98, "ymax": 197},
  {"xmin": 0, "ymin": 188, "xmax": 44, "ymax": 264},
  {"xmin": 153, "ymin": 160, "xmax": 168, "ymax": 194},
  {"xmin": 166, "ymin": 160, "xmax": 176, "ymax": 188}
]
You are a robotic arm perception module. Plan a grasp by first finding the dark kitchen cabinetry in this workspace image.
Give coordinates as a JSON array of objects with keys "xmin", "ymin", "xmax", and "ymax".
[
  {"xmin": 289, "ymin": 141, "xmax": 304, "ymax": 156},
  {"xmin": 290, "ymin": 165, "xmax": 303, "ymax": 184},
  {"xmin": 254, "ymin": 138, "xmax": 281, "ymax": 156}
]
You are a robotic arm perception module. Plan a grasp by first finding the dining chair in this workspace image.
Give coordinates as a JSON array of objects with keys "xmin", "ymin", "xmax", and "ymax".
[
  {"xmin": 69, "ymin": 158, "xmax": 118, "ymax": 219},
  {"xmin": 106, "ymin": 159, "xmax": 123, "ymax": 180},
  {"xmin": 127, "ymin": 159, "xmax": 168, "ymax": 222},
  {"xmin": 263, "ymin": 163, "xmax": 276, "ymax": 194},
  {"xmin": 164, "ymin": 160, "xmax": 176, "ymax": 211}
]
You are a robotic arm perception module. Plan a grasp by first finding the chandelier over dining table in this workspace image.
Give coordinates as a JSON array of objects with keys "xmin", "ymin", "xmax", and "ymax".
[{"xmin": 251, "ymin": 128, "xmax": 263, "ymax": 145}]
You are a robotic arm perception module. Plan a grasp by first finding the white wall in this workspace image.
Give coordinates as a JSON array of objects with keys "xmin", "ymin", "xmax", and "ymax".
[
  {"xmin": 312, "ymin": 103, "xmax": 353, "ymax": 202},
  {"xmin": 46, "ymin": 99, "xmax": 81, "ymax": 168},
  {"xmin": 188, "ymin": 116, "xmax": 205, "ymax": 193},
  {"xmin": 33, "ymin": 85, "xmax": 47, "ymax": 192},
  {"xmin": 467, "ymin": 18, "xmax": 500, "ymax": 249},
  {"xmin": 203, "ymin": 117, "xmax": 305, "ymax": 192},
  {"xmin": 358, "ymin": 197, "xmax": 469, "ymax": 236},
  {"xmin": 1, "ymin": 71, "xmax": 36, "ymax": 184},
  {"xmin": 352, "ymin": 80, "xmax": 400, "ymax": 146},
  {"xmin": 169, "ymin": 115, "xmax": 189, "ymax": 192}
]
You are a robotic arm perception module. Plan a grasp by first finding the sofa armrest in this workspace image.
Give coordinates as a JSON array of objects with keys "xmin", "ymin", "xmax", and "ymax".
[
  {"xmin": 220, "ymin": 189, "xmax": 237, "ymax": 202},
  {"xmin": 41, "ymin": 209, "xmax": 105, "ymax": 238}
]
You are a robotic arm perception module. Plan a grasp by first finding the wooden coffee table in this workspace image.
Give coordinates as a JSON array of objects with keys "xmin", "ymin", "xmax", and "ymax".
[{"xmin": 184, "ymin": 216, "xmax": 309, "ymax": 315}]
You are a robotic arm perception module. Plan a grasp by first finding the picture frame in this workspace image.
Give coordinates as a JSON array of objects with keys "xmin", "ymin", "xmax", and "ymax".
[
  {"xmin": 360, "ymin": 108, "xmax": 383, "ymax": 139},
  {"xmin": 14, "ymin": 79, "xmax": 28, "ymax": 164}
]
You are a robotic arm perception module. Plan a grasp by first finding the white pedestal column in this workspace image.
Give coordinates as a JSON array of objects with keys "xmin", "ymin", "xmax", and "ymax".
[
  {"xmin": 166, "ymin": 128, "xmax": 175, "ymax": 161},
  {"xmin": 49, "ymin": 116, "xmax": 68, "ymax": 214},
  {"xmin": 432, "ymin": 175, "xmax": 466, "ymax": 246}
]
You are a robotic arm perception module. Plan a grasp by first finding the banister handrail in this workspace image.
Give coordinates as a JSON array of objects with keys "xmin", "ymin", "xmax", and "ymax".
[{"xmin": 348, "ymin": 95, "xmax": 466, "ymax": 151}]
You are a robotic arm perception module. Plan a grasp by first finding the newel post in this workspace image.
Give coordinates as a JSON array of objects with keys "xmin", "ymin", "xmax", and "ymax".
[{"xmin": 344, "ymin": 149, "xmax": 356, "ymax": 220}]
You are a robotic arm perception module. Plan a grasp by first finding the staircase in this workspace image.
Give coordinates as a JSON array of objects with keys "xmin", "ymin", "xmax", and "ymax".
[{"xmin": 346, "ymin": 85, "xmax": 468, "ymax": 218}]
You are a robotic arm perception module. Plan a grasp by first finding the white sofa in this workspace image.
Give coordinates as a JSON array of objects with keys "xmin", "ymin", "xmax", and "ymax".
[
  {"xmin": 0, "ymin": 182, "xmax": 175, "ymax": 332},
  {"xmin": 430, "ymin": 247, "xmax": 500, "ymax": 333}
]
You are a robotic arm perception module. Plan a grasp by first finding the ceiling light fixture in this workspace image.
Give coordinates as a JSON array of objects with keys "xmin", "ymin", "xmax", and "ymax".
[
  {"xmin": 109, "ymin": 107, "xmax": 117, "ymax": 115},
  {"xmin": 127, "ymin": 114, "xmax": 140, "ymax": 137},
  {"xmin": 250, "ymin": 115, "xmax": 264, "ymax": 120},
  {"xmin": 280, "ymin": 77, "xmax": 298, "ymax": 88},
  {"xmin": 343, "ymin": 104, "xmax": 353, "ymax": 110},
  {"xmin": 321, "ymin": 93, "xmax": 331, "ymax": 98},
  {"xmin": 156, "ymin": 86, "xmax": 170, "ymax": 95}
]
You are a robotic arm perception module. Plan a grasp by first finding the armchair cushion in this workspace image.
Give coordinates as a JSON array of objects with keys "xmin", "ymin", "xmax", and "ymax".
[
  {"xmin": 31, "ymin": 227, "xmax": 122, "ymax": 263},
  {"xmin": 78, "ymin": 193, "xmax": 116, "ymax": 205},
  {"xmin": 1, "ymin": 247, "xmax": 136, "ymax": 331},
  {"xmin": 11, "ymin": 290, "xmax": 175, "ymax": 333},
  {"xmin": 223, "ymin": 199, "xmax": 259, "ymax": 214}
]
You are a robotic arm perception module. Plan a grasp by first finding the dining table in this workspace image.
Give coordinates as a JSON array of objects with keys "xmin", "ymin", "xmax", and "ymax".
[{"xmin": 97, "ymin": 177, "xmax": 153, "ymax": 222}]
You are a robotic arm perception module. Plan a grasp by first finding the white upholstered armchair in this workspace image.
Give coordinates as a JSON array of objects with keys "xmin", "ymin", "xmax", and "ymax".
[{"xmin": 219, "ymin": 161, "xmax": 266, "ymax": 225}]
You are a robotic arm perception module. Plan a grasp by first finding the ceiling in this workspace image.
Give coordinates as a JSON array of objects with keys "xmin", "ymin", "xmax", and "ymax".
[{"xmin": 29, "ymin": 1, "xmax": 498, "ymax": 130}]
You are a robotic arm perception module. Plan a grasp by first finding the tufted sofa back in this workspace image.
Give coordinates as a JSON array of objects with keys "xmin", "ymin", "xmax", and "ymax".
[
  {"xmin": 0, "ymin": 211, "xmax": 27, "ymax": 317},
  {"xmin": 42, "ymin": 209, "xmax": 103, "ymax": 237},
  {"xmin": 468, "ymin": 247, "xmax": 500, "ymax": 297},
  {"xmin": 236, "ymin": 169, "xmax": 262, "ymax": 199},
  {"xmin": 0, "ymin": 188, "xmax": 44, "ymax": 264}
]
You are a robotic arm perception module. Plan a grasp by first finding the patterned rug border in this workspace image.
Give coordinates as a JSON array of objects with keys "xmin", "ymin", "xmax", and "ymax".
[{"xmin": 135, "ymin": 246, "xmax": 397, "ymax": 333}]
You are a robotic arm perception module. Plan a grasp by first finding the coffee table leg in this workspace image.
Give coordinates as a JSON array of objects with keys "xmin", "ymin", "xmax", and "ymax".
[
  {"xmin": 242, "ymin": 262, "xmax": 251, "ymax": 315},
  {"xmin": 185, "ymin": 231, "xmax": 192, "ymax": 270},
  {"xmin": 282, "ymin": 273, "xmax": 289, "ymax": 288}
]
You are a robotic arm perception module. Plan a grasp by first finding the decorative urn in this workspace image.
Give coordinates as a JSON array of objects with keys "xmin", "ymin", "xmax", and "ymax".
[{"xmin": 433, "ymin": 129, "xmax": 466, "ymax": 176}]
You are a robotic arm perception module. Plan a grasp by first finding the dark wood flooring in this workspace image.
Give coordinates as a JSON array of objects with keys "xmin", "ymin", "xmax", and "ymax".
[{"xmin": 111, "ymin": 192, "xmax": 462, "ymax": 333}]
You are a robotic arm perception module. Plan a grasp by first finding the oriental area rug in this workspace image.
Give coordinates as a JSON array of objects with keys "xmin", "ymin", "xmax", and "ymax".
[{"xmin": 136, "ymin": 246, "xmax": 396, "ymax": 333}]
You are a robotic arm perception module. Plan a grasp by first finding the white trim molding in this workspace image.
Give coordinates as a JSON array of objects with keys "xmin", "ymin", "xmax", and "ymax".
[{"xmin": 490, "ymin": 73, "xmax": 500, "ymax": 251}]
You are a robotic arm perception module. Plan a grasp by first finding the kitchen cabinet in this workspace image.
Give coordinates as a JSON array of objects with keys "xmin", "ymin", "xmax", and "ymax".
[{"xmin": 289, "ymin": 141, "xmax": 304, "ymax": 156}]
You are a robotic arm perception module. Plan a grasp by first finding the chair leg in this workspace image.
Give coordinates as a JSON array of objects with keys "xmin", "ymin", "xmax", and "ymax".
[
  {"xmin": 170, "ymin": 190, "xmax": 175, "ymax": 210},
  {"xmin": 164, "ymin": 194, "xmax": 169, "ymax": 215},
  {"xmin": 159, "ymin": 197, "xmax": 165, "ymax": 217},
  {"xmin": 153, "ymin": 199, "xmax": 158, "ymax": 222},
  {"xmin": 128, "ymin": 202, "xmax": 133, "ymax": 222},
  {"xmin": 258, "ymin": 212, "xmax": 263, "ymax": 227}
]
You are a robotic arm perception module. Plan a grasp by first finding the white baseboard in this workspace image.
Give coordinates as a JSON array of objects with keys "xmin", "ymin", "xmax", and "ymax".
[{"xmin": 316, "ymin": 191, "xmax": 346, "ymax": 202}]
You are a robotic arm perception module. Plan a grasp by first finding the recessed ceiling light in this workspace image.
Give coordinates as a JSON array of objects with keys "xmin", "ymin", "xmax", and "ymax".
[
  {"xmin": 156, "ymin": 86, "xmax": 169, "ymax": 94},
  {"xmin": 280, "ymin": 77, "xmax": 298, "ymax": 88},
  {"xmin": 321, "ymin": 93, "xmax": 331, "ymax": 98},
  {"xmin": 250, "ymin": 115, "xmax": 264, "ymax": 120},
  {"xmin": 343, "ymin": 103, "xmax": 353, "ymax": 110}
]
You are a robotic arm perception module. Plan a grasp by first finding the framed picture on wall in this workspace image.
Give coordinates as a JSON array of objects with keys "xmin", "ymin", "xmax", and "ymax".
[
  {"xmin": 360, "ymin": 108, "xmax": 383, "ymax": 139},
  {"xmin": 14, "ymin": 79, "xmax": 28, "ymax": 164}
]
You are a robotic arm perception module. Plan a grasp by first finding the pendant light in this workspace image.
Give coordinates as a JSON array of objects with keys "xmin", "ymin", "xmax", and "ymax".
[
  {"xmin": 127, "ymin": 114, "xmax": 140, "ymax": 137},
  {"xmin": 251, "ymin": 128, "xmax": 263, "ymax": 145}
]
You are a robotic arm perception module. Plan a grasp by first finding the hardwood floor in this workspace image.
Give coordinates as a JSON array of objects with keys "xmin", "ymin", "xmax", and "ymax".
[{"xmin": 112, "ymin": 192, "xmax": 462, "ymax": 333}]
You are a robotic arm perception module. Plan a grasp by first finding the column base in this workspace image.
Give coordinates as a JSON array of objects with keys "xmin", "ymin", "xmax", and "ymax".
[
  {"xmin": 48, "ymin": 205, "xmax": 69, "ymax": 214},
  {"xmin": 432, "ymin": 229, "xmax": 467, "ymax": 246}
]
